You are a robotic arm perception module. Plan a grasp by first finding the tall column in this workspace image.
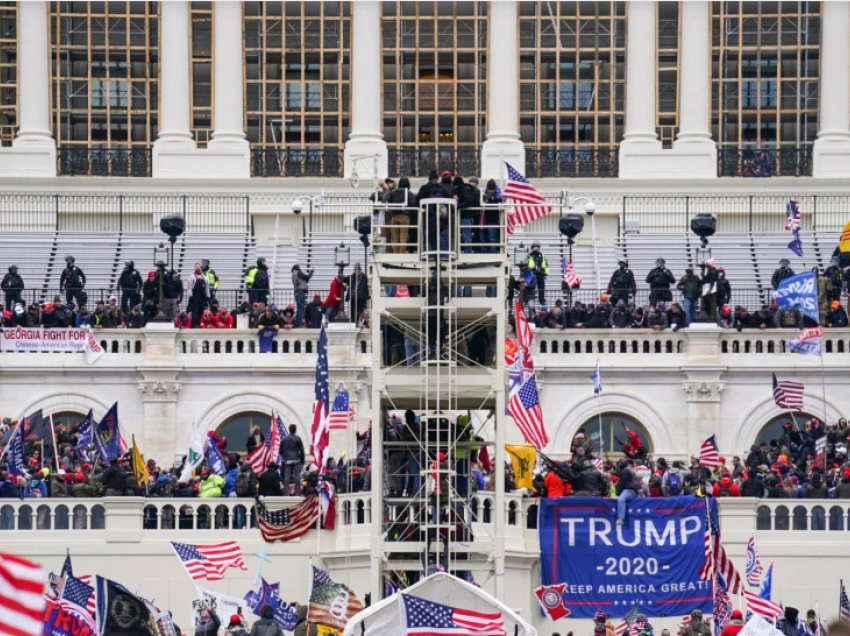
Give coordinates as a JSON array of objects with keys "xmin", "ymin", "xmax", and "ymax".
[
  {"xmin": 480, "ymin": 0, "xmax": 524, "ymax": 178},
  {"xmin": 675, "ymin": 1, "xmax": 713, "ymax": 146},
  {"xmin": 813, "ymin": 1, "xmax": 850, "ymax": 177},
  {"xmin": 209, "ymin": 1, "xmax": 248, "ymax": 148},
  {"xmin": 154, "ymin": 1, "xmax": 194, "ymax": 147},
  {"xmin": 344, "ymin": 1, "xmax": 387, "ymax": 179},
  {"xmin": 620, "ymin": 2, "xmax": 660, "ymax": 147}
]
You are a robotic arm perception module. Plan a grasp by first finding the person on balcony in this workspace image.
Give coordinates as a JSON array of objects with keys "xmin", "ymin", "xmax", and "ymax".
[
  {"xmin": 453, "ymin": 176, "xmax": 479, "ymax": 255},
  {"xmin": 187, "ymin": 263, "xmax": 211, "ymax": 327},
  {"xmin": 280, "ymin": 423, "xmax": 305, "ymax": 496},
  {"xmin": 291, "ymin": 264, "xmax": 314, "ymax": 327},
  {"xmin": 646, "ymin": 305, "xmax": 669, "ymax": 331},
  {"xmin": 123, "ymin": 305, "xmax": 144, "ymax": 329},
  {"xmin": 387, "ymin": 177, "xmax": 413, "ymax": 254},
  {"xmin": 201, "ymin": 260, "xmax": 219, "ymax": 300},
  {"xmin": 677, "ymin": 267, "xmax": 701, "ymax": 326},
  {"xmin": 771, "ymin": 259, "xmax": 795, "ymax": 290},
  {"xmin": 105, "ymin": 305, "xmax": 124, "ymax": 329},
  {"xmin": 699, "ymin": 259, "xmax": 719, "ymax": 322},
  {"xmin": 59, "ymin": 255, "xmax": 86, "ymax": 308},
  {"xmin": 1, "ymin": 265, "xmax": 23, "ymax": 310},
  {"xmin": 346, "ymin": 263, "xmax": 369, "ymax": 324},
  {"xmin": 258, "ymin": 461, "xmax": 282, "ymax": 497},
  {"xmin": 324, "ymin": 270, "xmax": 346, "ymax": 322},
  {"xmin": 646, "ymin": 258, "xmax": 676, "ymax": 307},
  {"xmin": 163, "ymin": 270, "xmax": 183, "ymax": 320},
  {"xmin": 118, "ymin": 260, "xmax": 142, "ymax": 315},
  {"xmin": 417, "ymin": 170, "xmax": 452, "ymax": 254},
  {"xmin": 774, "ymin": 304, "xmax": 804, "ymax": 329},
  {"xmin": 607, "ymin": 261, "xmax": 636, "ymax": 307},
  {"xmin": 304, "ymin": 293, "xmax": 324, "ymax": 329},
  {"xmin": 827, "ymin": 300, "xmax": 849, "ymax": 328},
  {"xmin": 527, "ymin": 242, "xmax": 550, "ymax": 305},
  {"xmin": 481, "ymin": 179, "xmax": 503, "ymax": 255}
]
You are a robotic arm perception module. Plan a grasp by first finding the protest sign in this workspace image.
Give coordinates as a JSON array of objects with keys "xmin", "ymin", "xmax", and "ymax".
[
  {"xmin": 189, "ymin": 586, "xmax": 252, "ymax": 629},
  {"xmin": 1, "ymin": 327, "xmax": 104, "ymax": 363},
  {"xmin": 740, "ymin": 615, "xmax": 784, "ymax": 636},
  {"xmin": 42, "ymin": 596, "xmax": 97, "ymax": 636}
]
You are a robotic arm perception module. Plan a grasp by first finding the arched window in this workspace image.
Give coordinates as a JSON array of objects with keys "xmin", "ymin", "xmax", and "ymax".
[
  {"xmin": 50, "ymin": 411, "xmax": 90, "ymax": 432},
  {"xmin": 216, "ymin": 412, "xmax": 273, "ymax": 455},
  {"xmin": 754, "ymin": 412, "xmax": 820, "ymax": 448},
  {"xmin": 573, "ymin": 414, "xmax": 652, "ymax": 457}
]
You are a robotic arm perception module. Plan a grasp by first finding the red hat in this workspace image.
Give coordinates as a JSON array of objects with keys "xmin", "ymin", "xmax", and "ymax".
[
  {"xmin": 64, "ymin": 473, "xmax": 73, "ymax": 483},
  {"xmin": 75, "ymin": 473, "xmax": 84, "ymax": 483},
  {"xmin": 82, "ymin": 463, "xmax": 91, "ymax": 471},
  {"xmin": 719, "ymin": 456, "xmax": 726, "ymax": 464},
  {"xmin": 843, "ymin": 469, "xmax": 850, "ymax": 479},
  {"xmin": 148, "ymin": 271, "xmax": 156, "ymax": 279},
  {"xmin": 731, "ymin": 610, "xmax": 743, "ymax": 620},
  {"xmin": 228, "ymin": 615, "xmax": 242, "ymax": 628},
  {"xmin": 721, "ymin": 306, "xmax": 731, "ymax": 316},
  {"xmin": 440, "ymin": 171, "xmax": 452, "ymax": 178}
]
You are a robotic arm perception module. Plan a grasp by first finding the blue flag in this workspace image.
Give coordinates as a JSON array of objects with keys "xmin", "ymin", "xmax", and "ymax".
[
  {"xmin": 259, "ymin": 327, "xmax": 277, "ymax": 353},
  {"xmin": 245, "ymin": 579, "xmax": 297, "ymax": 630},
  {"xmin": 75, "ymin": 410, "xmax": 94, "ymax": 461},
  {"xmin": 5, "ymin": 423, "xmax": 25, "ymax": 477},
  {"xmin": 95, "ymin": 403, "xmax": 124, "ymax": 461},
  {"xmin": 204, "ymin": 437, "xmax": 226, "ymax": 475},
  {"xmin": 590, "ymin": 360, "xmax": 602, "ymax": 394},
  {"xmin": 773, "ymin": 269, "xmax": 819, "ymax": 324},
  {"xmin": 759, "ymin": 563, "xmax": 773, "ymax": 600},
  {"xmin": 788, "ymin": 228, "xmax": 803, "ymax": 257}
]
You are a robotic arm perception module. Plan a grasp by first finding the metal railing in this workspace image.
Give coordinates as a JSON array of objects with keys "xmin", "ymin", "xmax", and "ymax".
[
  {"xmin": 387, "ymin": 147, "xmax": 480, "ymax": 178},
  {"xmin": 250, "ymin": 148, "xmax": 344, "ymax": 177},
  {"xmin": 623, "ymin": 194, "xmax": 850, "ymax": 234},
  {"xmin": 525, "ymin": 147, "xmax": 619, "ymax": 178},
  {"xmin": 0, "ymin": 194, "xmax": 251, "ymax": 233},
  {"xmin": 718, "ymin": 147, "xmax": 813, "ymax": 178},
  {"xmin": 57, "ymin": 146, "xmax": 152, "ymax": 177}
]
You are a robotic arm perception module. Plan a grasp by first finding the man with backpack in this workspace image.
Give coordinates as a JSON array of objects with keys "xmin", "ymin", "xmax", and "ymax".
[
  {"xmin": 234, "ymin": 463, "xmax": 257, "ymax": 498},
  {"xmin": 661, "ymin": 461, "xmax": 684, "ymax": 496},
  {"xmin": 280, "ymin": 424, "xmax": 305, "ymax": 496}
]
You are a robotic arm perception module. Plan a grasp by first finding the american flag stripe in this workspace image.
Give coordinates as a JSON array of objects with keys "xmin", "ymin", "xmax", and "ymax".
[
  {"xmin": 562, "ymin": 259, "xmax": 582, "ymax": 290},
  {"xmin": 699, "ymin": 435, "xmax": 721, "ymax": 468},
  {"xmin": 507, "ymin": 301, "xmax": 549, "ymax": 449},
  {"xmin": 614, "ymin": 603, "xmax": 641, "ymax": 636},
  {"xmin": 246, "ymin": 413, "xmax": 286, "ymax": 475},
  {"xmin": 743, "ymin": 589, "xmax": 783, "ymax": 618},
  {"xmin": 402, "ymin": 593, "xmax": 505, "ymax": 636},
  {"xmin": 170, "ymin": 541, "xmax": 247, "ymax": 581},
  {"xmin": 773, "ymin": 373, "xmax": 804, "ymax": 410},
  {"xmin": 0, "ymin": 552, "xmax": 46, "ymax": 636},
  {"xmin": 257, "ymin": 495, "xmax": 320, "ymax": 542},
  {"xmin": 329, "ymin": 391, "xmax": 353, "ymax": 430},
  {"xmin": 839, "ymin": 582, "xmax": 850, "ymax": 623},
  {"xmin": 503, "ymin": 162, "xmax": 551, "ymax": 234},
  {"xmin": 700, "ymin": 502, "xmax": 743, "ymax": 595},
  {"xmin": 785, "ymin": 200, "xmax": 801, "ymax": 231},
  {"xmin": 312, "ymin": 326, "xmax": 331, "ymax": 469}
]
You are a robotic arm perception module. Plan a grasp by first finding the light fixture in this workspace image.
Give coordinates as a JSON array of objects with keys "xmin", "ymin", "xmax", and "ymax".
[
  {"xmin": 291, "ymin": 198, "xmax": 303, "ymax": 215},
  {"xmin": 335, "ymin": 242, "xmax": 351, "ymax": 268},
  {"xmin": 513, "ymin": 242, "xmax": 528, "ymax": 268}
]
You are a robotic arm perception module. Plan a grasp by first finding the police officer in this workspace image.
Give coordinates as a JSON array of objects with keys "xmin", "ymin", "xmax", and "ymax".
[
  {"xmin": 771, "ymin": 258, "xmax": 795, "ymax": 290},
  {"xmin": 824, "ymin": 256, "xmax": 843, "ymax": 303},
  {"xmin": 59, "ymin": 255, "xmax": 86, "ymax": 307},
  {"xmin": 607, "ymin": 260, "xmax": 636, "ymax": 307},
  {"xmin": 645, "ymin": 258, "xmax": 676, "ymax": 306},
  {"xmin": 527, "ymin": 241, "xmax": 549, "ymax": 305},
  {"xmin": 1, "ymin": 265, "xmax": 24, "ymax": 309},
  {"xmin": 201, "ymin": 259, "xmax": 219, "ymax": 299},
  {"xmin": 245, "ymin": 257, "xmax": 270, "ymax": 305},
  {"xmin": 117, "ymin": 260, "xmax": 142, "ymax": 315}
]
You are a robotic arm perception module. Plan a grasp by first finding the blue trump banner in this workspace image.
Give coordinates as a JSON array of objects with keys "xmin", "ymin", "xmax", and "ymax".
[
  {"xmin": 539, "ymin": 496, "xmax": 715, "ymax": 618},
  {"xmin": 773, "ymin": 270, "xmax": 819, "ymax": 324},
  {"xmin": 259, "ymin": 327, "xmax": 277, "ymax": 353}
]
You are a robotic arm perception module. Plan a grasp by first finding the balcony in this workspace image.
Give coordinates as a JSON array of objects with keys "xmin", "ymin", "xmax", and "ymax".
[
  {"xmin": 57, "ymin": 146, "xmax": 152, "ymax": 177},
  {"xmin": 718, "ymin": 147, "xmax": 813, "ymax": 178},
  {"xmin": 525, "ymin": 147, "xmax": 619, "ymax": 178},
  {"xmin": 250, "ymin": 148, "xmax": 344, "ymax": 177},
  {"xmin": 387, "ymin": 147, "xmax": 480, "ymax": 178}
]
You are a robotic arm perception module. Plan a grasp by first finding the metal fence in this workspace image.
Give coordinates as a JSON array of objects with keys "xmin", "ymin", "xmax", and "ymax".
[
  {"xmin": 387, "ymin": 148, "xmax": 480, "ymax": 178},
  {"xmin": 0, "ymin": 194, "xmax": 251, "ymax": 233},
  {"xmin": 623, "ymin": 195, "xmax": 850, "ymax": 234},
  {"xmin": 250, "ymin": 148, "xmax": 344, "ymax": 177},
  {"xmin": 57, "ymin": 147, "xmax": 152, "ymax": 177},
  {"xmin": 524, "ymin": 287, "xmax": 778, "ymax": 311},
  {"xmin": 717, "ymin": 147, "xmax": 813, "ymax": 178},
  {"xmin": 525, "ymin": 147, "xmax": 619, "ymax": 178}
]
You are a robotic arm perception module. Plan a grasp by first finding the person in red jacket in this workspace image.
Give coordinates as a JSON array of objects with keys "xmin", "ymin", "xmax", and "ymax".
[
  {"xmin": 720, "ymin": 610, "xmax": 745, "ymax": 636},
  {"xmin": 214, "ymin": 307, "xmax": 233, "ymax": 329},
  {"xmin": 199, "ymin": 309, "xmax": 215, "ymax": 329},
  {"xmin": 174, "ymin": 311, "xmax": 192, "ymax": 329},
  {"xmin": 323, "ymin": 271, "xmax": 346, "ymax": 322},
  {"xmin": 713, "ymin": 474, "xmax": 741, "ymax": 497},
  {"xmin": 544, "ymin": 465, "xmax": 568, "ymax": 498}
]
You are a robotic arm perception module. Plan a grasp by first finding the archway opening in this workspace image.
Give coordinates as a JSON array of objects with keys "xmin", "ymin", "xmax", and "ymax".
[
  {"xmin": 573, "ymin": 413, "xmax": 652, "ymax": 460},
  {"xmin": 216, "ymin": 411, "xmax": 273, "ymax": 455},
  {"xmin": 50, "ymin": 411, "xmax": 90, "ymax": 433},
  {"xmin": 753, "ymin": 412, "xmax": 821, "ymax": 449}
]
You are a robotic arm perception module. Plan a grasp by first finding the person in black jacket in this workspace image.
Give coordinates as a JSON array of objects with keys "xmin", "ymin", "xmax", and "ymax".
[
  {"xmin": 60, "ymin": 255, "xmax": 86, "ymax": 307},
  {"xmin": 646, "ymin": 259, "xmax": 676, "ymax": 307},
  {"xmin": 616, "ymin": 459, "xmax": 639, "ymax": 525},
  {"xmin": 280, "ymin": 424, "xmax": 305, "ymax": 496},
  {"xmin": 453, "ymin": 176, "xmax": 479, "ymax": 254},
  {"xmin": 771, "ymin": 259, "xmax": 795, "ymax": 290},
  {"xmin": 103, "ymin": 458, "xmax": 128, "ymax": 496},
  {"xmin": 387, "ymin": 176, "xmax": 413, "ymax": 253},
  {"xmin": 416, "ymin": 170, "xmax": 452, "ymax": 253},
  {"xmin": 118, "ymin": 260, "xmax": 143, "ymax": 315},
  {"xmin": 716, "ymin": 267, "xmax": 732, "ymax": 307},
  {"xmin": 1, "ymin": 265, "xmax": 23, "ymax": 310},
  {"xmin": 258, "ymin": 462, "xmax": 282, "ymax": 497},
  {"xmin": 304, "ymin": 293, "xmax": 324, "ymax": 329},
  {"xmin": 740, "ymin": 469, "xmax": 765, "ymax": 497},
  {"xmin": 345, "ymin": 263, "xmax": 369, "ymax": 324},
  {"xmin": 607, "ymin": 261, "xmax": 636, "ymax": 307}
]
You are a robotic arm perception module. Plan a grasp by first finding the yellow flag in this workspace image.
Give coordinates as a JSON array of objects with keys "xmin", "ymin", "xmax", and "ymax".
[
  {"xmin": 505, "ymin": 444, "xmax": 536, "ymax": 490},
  {"xmin": 132, "ymin": 440, "xmax": 149, "ymax": 484},
  {"xmin": 316, "ymin": 626, "xmax": 340, "ymax": 636},
  {"xmin": 840, "ymin": 221, "xmax": 850, "ymax": 253}
]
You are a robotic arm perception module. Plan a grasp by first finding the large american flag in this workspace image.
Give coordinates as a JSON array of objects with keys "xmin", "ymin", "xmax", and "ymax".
[
  {"xmin": 246, "ymin": 412, "xmax": 286, "ymax": 475},
  {"xmin": 773, "ymin": 373, "xmax": 804, "ymax": 410},
  {"xmin": 50, "ymin": 553, "xmax": 96, "ymax": 617},
  {"xmin": 170, "ymin": 541, "xmax": 247, "ymax": 581},
  {"xmin": 840, "ymin": 581, "xmax": 850, "ymax": 623},
  {"xmin": 59, "ymin": 575, "xmax": 96, "ymax": 630},
  {"xmin": 699, "ymin": 435, "xmax": 721, "ymax": 468},
  {"xmin": 699, "ymin": 501, "xmax": 743, "ymax": 594},
  {"xmin": 785, "ymin": 200, "xmax": 801, "ymax": 231},
  {"xmin": 312, "ymin": 325, "xmax": 331, "ymax": 470},
  {"xmin": 743, "ymin": 589, "xmax": 782, "ymax": 619},
  {"xmin": 562, "ymin": 259, "xmax": 582, "ymax": 290},
  {"xmin": 401, "ymin": 593, "xmax": 506, "ymax": 636},
  {"xmin": 0, "ymin": 552, "xmax": 46, "ymax": 636},
  {"xmin": 614, "ymin": 603, "xmax": 641, "ymax": 636},
  {"xmin": 503, "ymin": 162, "xmax": 551, "ymax": 235},
  {"xmin": 745, "ymin": 531, "xmax": 763, "ymax": 586},
  {"xmin": 507, "ymin": 301, "xmax": 549, "ymax": 449},
  {"xmin": 256, "ymin": 495, "xmax": 320, "ymax": 543},
  {"xmin": 329, "ymin": 391, "xmax": 354, "ymax": 430}
]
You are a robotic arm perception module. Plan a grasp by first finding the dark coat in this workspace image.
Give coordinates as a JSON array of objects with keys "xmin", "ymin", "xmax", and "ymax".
[{"xmin": 257, "ymin": 468, "xmax": 282, "ymax": 497}]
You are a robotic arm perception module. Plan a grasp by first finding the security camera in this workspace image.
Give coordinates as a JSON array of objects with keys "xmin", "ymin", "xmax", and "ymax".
[
  {"xmin": 584, "ymin": 201, "xmax": 597, "ymax": 215},
  {"xmin": 292, "ymin": 198, "xmax": 303, "ymax": 215}
]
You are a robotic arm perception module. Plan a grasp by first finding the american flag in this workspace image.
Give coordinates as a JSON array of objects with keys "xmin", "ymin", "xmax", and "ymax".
[
  {"xmin": 0, "ymin": 552, "xmax": 46, "ymax": 636},
  {"xmin": 256, "ymin": 495, "xmax": 320, "ymax": 543},
  {"xmin": 773, "ymin": 373, "xmax": 804, "ymax": 410},
  {"xmin": 592, "ymin": 454, "xmax": 604, "ymax": 472},
  {"xmin": 699, "ymin": 435, "xmax": 721, "ymax": 468},
  {"xmin": 246, "ymin": 412, "xmax": 286, "ymax": 475},
  {"xmin": 401, "ymin": 593, "xmax": 506, "ymax": 636},
  {"xmin": 329, "ymin": 391, "xmax": 354, "ymax": 430},
  {"xmin": 628, "ymin": 618, "xmax": 648, "ymax": 636},
  {"xmin": 312, "ymin": 325, "xmax": 331, "ymax": 470},
  {"xmin": 503, "ymin": 162, "xmax": 551, "ymax": 235},
  {"xmin": 507, "ymin": 301, "xmax": 548, "ymax": 449},
  {"xmin": 745, "ymin": 531, "xmax": 763, "ymax": 586},
  {"xmin": 614, "ymin": 603, "xmax": 641, "ymax": 636},
  {"xmin": 562, "ymin": 259, "xmax": 581, "ymax": 290},
  {"xmin": 785, "ymin": 200, "xmax": 801, "ymax": 231},
  {"xmin": 59, "ymin": 575, "xmax": 96, "ymax": 630},
  {"xmin": 699, "ymin": 501, "xmax": 744, "ymax": 594},
  {"xmin": 309, "ymin": 566, "xmax": 364, "ymax": 631},
  {"xmin": 170, "ymin": 541, "xmax": 247, "ymax": 581},
  {"xmin": 743, "ymin": 589, "xmax": 783, "ymax": 619},
  {"xmin": 840, "ymin": 581, "xmax": 850, "ymax": 623},
  {"xmin": 713, "ymin": 573, "xmax": 732, "ymax": 636},
  {"xmin": 50, "ymin": 552, "xmax": 96, "ymax": 616}
]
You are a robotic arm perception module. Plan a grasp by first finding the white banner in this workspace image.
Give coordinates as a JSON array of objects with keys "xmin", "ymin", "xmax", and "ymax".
[
  {"xmin": 189, "ymin": 585, "xmax": 253, "ymax": 629},
  {"xmin": 0, "ymin": 327, "xmax": 104, "ymax": 364}
]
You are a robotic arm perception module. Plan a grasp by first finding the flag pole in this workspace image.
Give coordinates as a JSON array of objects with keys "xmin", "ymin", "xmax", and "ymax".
[
  {"xmin": 596, "ymin": 360, "xmax": 604, "ymax": 461},
  {"xmin": 787, "ymin": 408, "xmax": 801, "ymax": 432}
]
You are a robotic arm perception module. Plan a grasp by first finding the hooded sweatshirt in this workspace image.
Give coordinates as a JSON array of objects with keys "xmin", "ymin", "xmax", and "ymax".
[{"xmin": 713, "ymin": 477, "xmax": 741, "ymax": 497}]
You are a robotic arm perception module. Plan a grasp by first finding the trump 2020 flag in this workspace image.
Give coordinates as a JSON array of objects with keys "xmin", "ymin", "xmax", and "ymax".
[
  {"xmin": 772, "ymin": 269, "xmax": 819, "ymax": 324},
  {"xmin": 94, "ymin": 402, "xmax": 127, "ymax": 461},
  {"xmin": 75, "ymin": 410, "xmax": 94, "ymax": 461},
  {"xmin": 258, "ymin": 327, "xmax": 277, "ymax": 353},
  {"xmin": 401, "ymin": 593, "xmax": 506, "ymax": 636},
  {"xmin": 5, "ymin": 422, "xmax": 26, "ymax": 477},
  {"xmin": 787, "ymin": 326, "xmax": 822, "ymax": 357}
]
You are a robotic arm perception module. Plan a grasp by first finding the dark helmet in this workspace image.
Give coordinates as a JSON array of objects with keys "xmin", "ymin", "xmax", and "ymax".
[
  {"xmin": 8, "ymin": 265, "xmax": 17, "ymax": 274},
  {"xmin": 124, "ymin": 260, "xmax": 134, "ymax": 269},
  {"xmin": 65, "ymin": 255, "xmax": 75, "ymax": 265},
  {"xmin": 531, "ymin": 241, "xmax": 541, "ymax": 250},
  {"xmin": 201, "ymin": 259, "xmax": 210, "ymax": 269},
  {"xmin": 257, "ymin": 257, "xmax": 267, "ymax": 267},
  {"xmin": 655, "ymin": 258, "xmax": 665, "ymax": 267},
  {"xmin": 618, "ymin": 260, "xmax": 628, "ymax": 268},
  {"xmin": 780, "ymin": 258, "xmax": 790, "ymax": 268}
]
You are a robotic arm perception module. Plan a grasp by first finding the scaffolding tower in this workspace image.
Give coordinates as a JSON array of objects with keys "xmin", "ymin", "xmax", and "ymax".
[{"xmin": 368, "ymin": 195, "xmax": 509, "ymax": 602}]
